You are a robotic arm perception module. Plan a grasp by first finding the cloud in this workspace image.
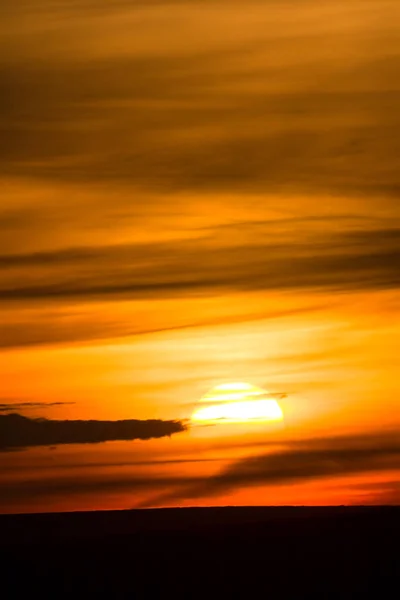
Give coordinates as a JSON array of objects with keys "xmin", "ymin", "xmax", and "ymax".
[
  {"xmin": 0, "ymin": 471, "xmax": 200, "ymax": 509},
  {"xmin": 0, "ymin": 227, "xmax": 399, "ymax": 303},
  {"xmin": 0, "ymin": 413, "xmax": 187, "ymax": 451},
  {"xmin": 1, "ymin": 1, "xmax": 400, "ymax": 198},
  {"xmin": 2, "ymin": 427, "xmax": 400, "ymax": 508},
  {"xmin": 0, "ymin": 303, "xmax": 328, "ymax": 350},
  {"xmin": 0, "ymin": 401, "xmax": 75, "ymax": 413},
  {"xmin": 351, "ymin": 480, "xmax": 400, "ymax": 505},
  {"xmin": 147, "ymin": 430, "xmax": 400, "ymax": 504}
]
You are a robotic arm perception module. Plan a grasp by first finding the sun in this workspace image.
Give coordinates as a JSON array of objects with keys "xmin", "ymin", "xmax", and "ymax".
[{"xmin": 191, "ymin": 382, "xmax": 284, "ymax": 425}]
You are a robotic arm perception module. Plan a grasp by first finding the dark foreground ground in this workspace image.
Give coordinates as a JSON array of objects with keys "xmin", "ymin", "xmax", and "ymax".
[{"xmin": 1, "ymin": 507, "xmax": 399, "ymax": 598}]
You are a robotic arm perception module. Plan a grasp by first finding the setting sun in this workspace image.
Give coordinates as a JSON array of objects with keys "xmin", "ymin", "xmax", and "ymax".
[{"xmin": 191, "ymin": 383, "xmax": 284, "ymax": 424}]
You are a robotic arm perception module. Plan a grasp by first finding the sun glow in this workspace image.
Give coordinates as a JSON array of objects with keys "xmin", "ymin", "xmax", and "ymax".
[{"xmin": 191, "ymin": 382, "xmax": 284, "ymax": 424}]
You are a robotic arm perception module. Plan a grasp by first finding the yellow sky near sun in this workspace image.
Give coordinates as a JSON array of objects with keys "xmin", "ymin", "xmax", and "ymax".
[{"xmin": 2, "ymin": 288, "xmax": 399, "ymax": 432}]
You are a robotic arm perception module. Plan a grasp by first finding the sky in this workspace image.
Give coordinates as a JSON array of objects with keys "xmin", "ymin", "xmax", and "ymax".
[{"xmin": 1, "ymin": 0, "xmax": 400, "ymax": 513}]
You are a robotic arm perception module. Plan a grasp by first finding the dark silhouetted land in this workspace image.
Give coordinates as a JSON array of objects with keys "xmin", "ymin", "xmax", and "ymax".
[{"xmin": 1, "ymin": 507, "xmax": 399, "ymax": 598}]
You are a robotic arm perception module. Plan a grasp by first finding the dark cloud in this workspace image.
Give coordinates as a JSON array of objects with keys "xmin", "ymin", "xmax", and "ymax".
[
  {"xmin": 0, "ymin": 471, "xmax": 199, "ymax": 509},
  {"xmin": 0, "ymin": 456, "xmax": 218, "ymax": 477},
  {"xmin": 353, "ymin": 481, "xmax": 400, "ymax": 505},
  {"xmin": 0, "ymin": 401, "xmax": 74, "ymax": 413},
  {"xmin": 146, "ymin": 430, "xmax": 400, "ymax": 504},
  {"xmin": 0, "ymin": 227, "xmax": 399, "ymax": 303},
  {"xmin": 2, "ymin": 66, "xmax": 400, "ymax": 198},
  {"xmin": 1, "ymin": 2, "xmax": 400, "ymax": 198},
  {"xmin": 209, "ymin": 440, "xmax": 400, "ymax": 491},
  {"xmin": 0, "ymin": 413, "xmax": 186, "ymax": 451},
  {"xmin": 3, "ymin": 428, "xmax": 399, "ymax": 508}
]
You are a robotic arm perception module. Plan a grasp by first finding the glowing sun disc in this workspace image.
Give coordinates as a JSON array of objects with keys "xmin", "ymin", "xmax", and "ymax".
[{"xmin": 191, "ymin": 382, "xmax": 284, "ymax": 424}]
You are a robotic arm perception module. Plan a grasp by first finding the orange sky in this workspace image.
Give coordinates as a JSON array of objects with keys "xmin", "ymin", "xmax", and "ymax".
[{"xmin": 1, "ymin": 0, "xmax": 400, "ymax": 513}]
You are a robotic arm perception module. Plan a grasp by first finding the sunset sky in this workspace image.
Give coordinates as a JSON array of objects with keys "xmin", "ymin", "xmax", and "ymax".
[{"xmin": 1, "ymin": 0, "xmax": 400, "ymax": 513}]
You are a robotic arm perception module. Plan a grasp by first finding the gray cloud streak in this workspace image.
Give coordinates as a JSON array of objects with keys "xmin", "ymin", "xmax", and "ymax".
[
  {"xmin": 146, "ymin": 430, "xmax": 400, "ymax": 504},
  {"xmin": 1, "ymin": 227, "xmax": 399, "ymax": 302},
  {"xmin": 3, "ymin": 429, "xmax": 399, "ymax": 508}
]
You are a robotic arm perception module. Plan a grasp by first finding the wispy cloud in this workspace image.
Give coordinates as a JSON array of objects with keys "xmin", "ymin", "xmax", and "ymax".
[
  {"xmin": 0, "ymin": 227, "xmax": 399, "ymax": 303},
  {"xmin": 1, "ymin": 1, "xmax": 400, "ymax": 197},
  {"xmin": 348, "ymin": 480, "xmax": 400, "ymax": 505},
  {"xmin": 145, "ymin": 430, "xmax": 400, "ymax": 505},
  {"xmin": 0, "ymin": 302, "xmax": 331, "ymax": 350},
  {"xmin": 3, "ymin": 428, "xmax": 399, "ymax": 508}
]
